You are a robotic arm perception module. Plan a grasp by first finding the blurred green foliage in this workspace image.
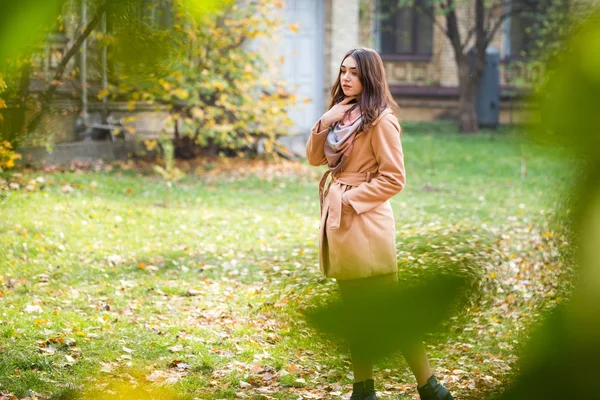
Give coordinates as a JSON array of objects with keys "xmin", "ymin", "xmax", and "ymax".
[
  {"xmin": 0, "ymin": 0, "xmax": 294, "ymax": 159},
  {"xmin": 533, "ymin": 12, "xmax": 600, "ymax": 154},
  {"xmin": 499, "ymin": 11, "xmax": 600, "ymax": 400},
  {"xmin": 306, "ymin": 227, "xmax": 497, "ymax": 362},
  {"xmin": 0, "ymin": 0, "xmax": 65, "ymax": 62}
]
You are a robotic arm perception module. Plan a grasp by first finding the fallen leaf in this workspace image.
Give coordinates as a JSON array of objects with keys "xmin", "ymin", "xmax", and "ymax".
[
  {"xmin": 250, "ymin": 364, "xmax": 263, "ymax": 374},
  {"xmin": 286, "ymin": 364, "xmax": 301, "ymax": 375},
  {"xmin": 25, "ymin": 304, "xmax": 43, "ymax": 313},
  {"xmin": 239, "ymin": 381, "xmax": 252, "ymax": 389},
  {"xmin": 168, "ymin": 344, "xmax": 183, "ymax": 352}
]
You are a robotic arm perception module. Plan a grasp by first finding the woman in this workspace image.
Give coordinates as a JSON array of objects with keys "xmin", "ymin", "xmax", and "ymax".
[{"xmin": 306, "ymin": 48, "xmax": 454, "ymax": 400}]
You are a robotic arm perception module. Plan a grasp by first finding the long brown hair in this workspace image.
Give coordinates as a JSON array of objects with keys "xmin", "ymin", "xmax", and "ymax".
[{"xmin": 328, "ymin": 48, "xmax": 399, "ymax": 133}]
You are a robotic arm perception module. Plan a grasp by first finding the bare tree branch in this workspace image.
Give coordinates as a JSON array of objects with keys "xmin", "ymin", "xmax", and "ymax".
[
  {"xmin": 483, "ymin": 0, "xmax": 503, "ymax": 34},
  {"xmin": 443, "ymin": 0, "xmax": 464, "ymax": 59},
  {"xmin": 461, "ymin": 0, "xmax": 508, "ymax": 53},
  {"xmin": 484, "ymin": 12, "xmax": 510, "ymax": 47},
  {"xmin": 483, "ymin": 3, "xmax": 527, "ymax": 46},
  {"xmin": 431, "ymin": 12, "xmax": 451, "ymax": 37},
  {"xmin": 484, "ymin": 0, "xmax": 544, "ymax": 46},
  {"xmin": 475, "ymin": 0, "xmax": 485, "ymax": 54},
  {"xmin": 461, "ymin": 26, "xmax": 476, "ymax": 52},
  {"xmin": 414, "ymin": 3, "xmax": 450, "ymax": 37},
  {"xmin": 434, "ymin": 0, "xmax": 544, "ymax": 55}
]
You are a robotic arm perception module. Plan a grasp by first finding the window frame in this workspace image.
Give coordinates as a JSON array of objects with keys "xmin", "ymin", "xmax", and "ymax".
[
  {"xmin": 502, "ymin": 0, "xmax": 559, "ymax": 61},
  {"xmin": 376, "ymin": 0, "xmax": 435, "ymax": 61}
]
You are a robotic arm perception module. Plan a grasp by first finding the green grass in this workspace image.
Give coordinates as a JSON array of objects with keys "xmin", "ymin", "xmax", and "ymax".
[{"xmin": 0, "ymin": 127, "xmax": 577, "ymax": 399}]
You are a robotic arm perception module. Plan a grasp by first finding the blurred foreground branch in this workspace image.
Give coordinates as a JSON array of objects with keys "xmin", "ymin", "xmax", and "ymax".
[{"xmin": 26, "ymin": 0, "xmax": 108, "ymax": 135}]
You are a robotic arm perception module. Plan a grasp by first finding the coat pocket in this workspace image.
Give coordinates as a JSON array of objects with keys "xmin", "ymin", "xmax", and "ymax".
[{"xmin": 341, "ymin": 201, "xmax": 355, "ymax": 214}]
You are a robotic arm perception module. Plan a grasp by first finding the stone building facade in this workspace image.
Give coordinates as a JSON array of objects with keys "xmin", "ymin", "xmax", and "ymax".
[{"xmin": 278, "ymin": 0, "xmax": 538, "ymax": 141}]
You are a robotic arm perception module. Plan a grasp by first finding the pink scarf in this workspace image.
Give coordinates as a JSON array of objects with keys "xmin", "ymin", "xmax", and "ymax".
[{"xmin": 324, "ymin": 114, "xmax": 363, "ymax": 173}]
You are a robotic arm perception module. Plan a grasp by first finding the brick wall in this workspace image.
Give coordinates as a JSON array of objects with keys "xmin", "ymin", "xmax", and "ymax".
[
  {"xmin": 327, "ymin": 0, "xmax": 361, "ymax": 86},
  {"xmin": 360, "ymin": 1, "xmax": 531, "ymax": 88},
  {"xmin": 352, "ymin": 0, "xmax": 536, "ymax": 122}
]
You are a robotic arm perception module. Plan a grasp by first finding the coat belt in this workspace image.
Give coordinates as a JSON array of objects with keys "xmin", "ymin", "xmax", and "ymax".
[{"xmin": 318, "ymin": 170, "xmax": 377, "ymax": 230}]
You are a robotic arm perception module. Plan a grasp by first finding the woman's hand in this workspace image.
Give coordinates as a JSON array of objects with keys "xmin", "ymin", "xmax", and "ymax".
[{"xmin": 320, "ymin": 96, "xmax": 356, "ymax": 128}]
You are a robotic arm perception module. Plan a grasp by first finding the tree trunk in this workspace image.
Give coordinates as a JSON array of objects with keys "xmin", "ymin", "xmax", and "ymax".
[
  {"xmin": 173, "ymin": 135, "xmax": 201, "ymax": 159},
  {"xmin": 457, "ymin": 59, "xmax": 478, "ymax": 132}
]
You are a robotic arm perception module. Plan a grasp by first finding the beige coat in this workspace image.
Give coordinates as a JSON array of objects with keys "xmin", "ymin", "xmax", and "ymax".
[{"xmin": 306, "ymin": 109, "xmax": 406, "ymax": 281}]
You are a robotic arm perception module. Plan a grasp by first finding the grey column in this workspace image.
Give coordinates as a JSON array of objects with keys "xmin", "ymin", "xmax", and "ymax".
[{"xmin": 328, "ymin": 0, "xmax": 360, "ymax": 86}]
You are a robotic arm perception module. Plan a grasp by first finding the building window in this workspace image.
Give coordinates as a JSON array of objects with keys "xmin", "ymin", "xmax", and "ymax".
[
  {"xmin": 505, "ymin": 0, "xmax": 560, "ymax": 59},
  {"xmin": 508, "ymin": 12, "xmax": 539, "ymax": 58},
  {"xmin": 377, "ymin": 0, "xmax": 434, "ymax": 57}
]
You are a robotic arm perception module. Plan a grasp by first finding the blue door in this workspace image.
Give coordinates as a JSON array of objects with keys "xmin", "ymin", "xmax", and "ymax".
[{"xmin": 283, "ymin": 0, "xmax": 324, "ymax": 138}]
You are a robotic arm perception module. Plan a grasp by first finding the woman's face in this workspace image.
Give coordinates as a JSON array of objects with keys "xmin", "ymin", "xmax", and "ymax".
[{"xmin": 340, "ymin": 56, "xmax": 363, "ymax": 98}]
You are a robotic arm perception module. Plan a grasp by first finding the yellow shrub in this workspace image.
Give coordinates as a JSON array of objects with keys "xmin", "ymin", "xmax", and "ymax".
[{"xmin": 0, "ymin": 140, "xmax": 21, "ymax": 171}]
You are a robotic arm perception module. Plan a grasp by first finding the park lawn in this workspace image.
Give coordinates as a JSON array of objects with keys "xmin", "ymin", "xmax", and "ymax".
[{"xmin": 0, "ymin": 126, "xmax": 577, "ymax": 400}]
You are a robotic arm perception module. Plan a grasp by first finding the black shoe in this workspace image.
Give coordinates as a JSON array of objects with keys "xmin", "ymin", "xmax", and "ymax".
[
  {"xmin": 351, "ymin": 379, "xmax": 378, "ymax": 400},
  {"xmin": 417, "ymin": 375, "xmax": 453, "ymax": 400}
]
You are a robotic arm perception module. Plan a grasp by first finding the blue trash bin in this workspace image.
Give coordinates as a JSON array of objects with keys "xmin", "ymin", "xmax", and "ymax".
[{"xmin": 469, "ymin": 46, "xmax": 500, "ymax": 128}]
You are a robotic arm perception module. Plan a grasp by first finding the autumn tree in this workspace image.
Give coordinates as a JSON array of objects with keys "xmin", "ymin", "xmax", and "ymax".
[{"xmin": 110, "ymin": 0, "xmax": 295, "ymax": 158}]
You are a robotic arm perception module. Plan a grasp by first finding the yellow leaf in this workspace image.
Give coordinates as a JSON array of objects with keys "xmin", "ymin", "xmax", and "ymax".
[
  {"xmin": 97, "ymin": 89, "xmax": 109, "ymax": 100},
  {"xmin": 287, "ymin": 364, "xmax": 300, "ymax": 374},
  {"xmin": 144, "ymin": 139, "xmax": 158, "ymax": 151},
  {"xmin": 127, "ymin": 101, "xmax": 136, "ymax": 111},
  {"xmin": 0, "ymin": 98, "xmax": 6, "ymax": 108},
  {"xmin": 289, "ymin": 24, "xmax": 299, "ymax": 33},
  {"xmin": 172, "ymin": 88, "xmax": 189, "ymax": 100},
  {"xmin": 159, "ymin": 80, "xmax": 172, "ymax": 91}
]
